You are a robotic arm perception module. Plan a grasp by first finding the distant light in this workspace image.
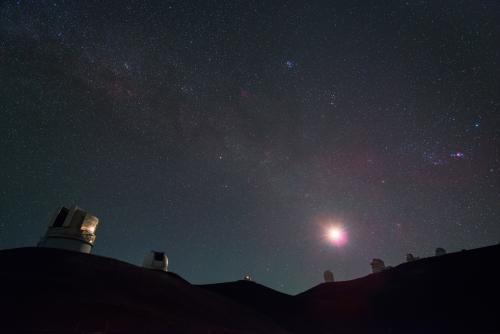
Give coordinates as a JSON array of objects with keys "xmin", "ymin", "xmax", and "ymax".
[
  {"xmin": 81, "ymin": 217, "xmax": 98, "ymax": 234},
  {"xmin": 450, "ymin": 152, "xmax": 465, "ymax": 159},
  {"xmin": 326, "ymin": 226, "xmax": 347, "ymax": 246},
  {"xmin": 285, "ymin": 60, "xmax": 296, "ymax": 69},
  {"xmin": 328, "ymin": 228, "xmax": 342, "ymax": 241}
]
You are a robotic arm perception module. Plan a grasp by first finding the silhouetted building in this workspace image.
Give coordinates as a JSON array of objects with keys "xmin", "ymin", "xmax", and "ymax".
[
  {"xmin": 243, "ymin": 274, "xmax": 253, "ymax": 281},
  {"xmin": 323, "ymin": 270, "xmax": 335, "ymax": 282},
  {"xmin": 435, "ymin": 247, "xmax": 447, "ymax": 256},
  {"xmin": 406, "ymin": 253, "xmax": 420, "ymax": 262},
  {"xmin": 370, "ymin": 258, "xmax": 386, "ymax": 273},
  {"xmin": 143, "ymin": 251, "xmax": 168, "ymax": 271},
  {"xmin": 38, "ymin": 206, "xmax": 99, "ymax": 254}
]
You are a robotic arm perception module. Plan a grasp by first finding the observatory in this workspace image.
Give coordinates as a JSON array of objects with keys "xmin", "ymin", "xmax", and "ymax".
[
  {"xmin": 406, "ymin": 253, "xmax": 419, "ymax": 262},
  {"xmin": 143, "ymin": 251, "xmax": 168, "ymax": 272},
  {"xmin": 435, "ymin": 247, "xmax": 447, "ymax": 256},
  {"xmin": 323, "ymin": 270, "xmax": 335, "ymax": 283},
  {"xmin": 370, "ymin": 258, "xmax": 386, "ymax": 273},
  {"xmin": 38, "ymin": 206, "xmax": 99, "ymax": 254}
]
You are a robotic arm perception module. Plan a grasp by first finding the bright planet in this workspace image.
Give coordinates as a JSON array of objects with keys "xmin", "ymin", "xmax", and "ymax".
[{"xmin": 326, "ymin": 226, "xmax": 347, "ymax": 246}]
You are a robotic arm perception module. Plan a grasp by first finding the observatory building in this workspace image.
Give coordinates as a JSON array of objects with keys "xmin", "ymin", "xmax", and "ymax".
[
  {"xmin": 435, "ymin": 247, "xmax": 447, "ymax": 256},
  {"xmin": 370, "ymin": 258, "xmax": 386, "ymax": 273},
  {"xmin": 406, "ymin": 253, "xmax": 420, "ymax": 262},
  {"xmin": 38, "ymin": 206, "xmax": 99, "ymax": 254},
  {"xmin": 143, "ymin": 251, "xmax": 169, "ymax": 272},
  {"xmin": 323, "ymin": 270, "xmax": 335, "ymax": 283}
]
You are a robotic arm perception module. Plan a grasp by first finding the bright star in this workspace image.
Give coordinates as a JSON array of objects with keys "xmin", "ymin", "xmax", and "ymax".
[
  {"xmin": 285, "ymin": 60, "xmax": 296, "ymax": 69},
  {"xmin": 450, "ymin": 151, "xmax": 465, "ymax": 159}
]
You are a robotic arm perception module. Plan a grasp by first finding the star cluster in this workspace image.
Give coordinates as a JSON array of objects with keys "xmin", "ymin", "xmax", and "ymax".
[{"xmin": 0, "ymin": 1, "xmax": 499, "ymax": 293}]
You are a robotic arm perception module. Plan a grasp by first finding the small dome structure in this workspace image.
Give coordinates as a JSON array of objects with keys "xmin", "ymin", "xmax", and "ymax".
[
  {"xmin": 143, "ymin": 251, "xmax": 168, "ymax": 272},
  {"xmin": 243, "ymin": 274, "xmax": 252, "ymax": 281},
  {"xmin": 323, "ymin": 270, "xmax": 335, "ymax": 283},
  {"xmin": 370, "ymin": 258, "xmax": 386, "ymax": 273},
  {"xmin": 406, "ymin": 253, "xmax": 420, "ymax": 262},
  {"xmin": 435, "ymin": 247, "xmax": 447, "ymax": 256},
  {"xmin": 38, "ymin": 206, "xmax": 99, "ymax": 254}
]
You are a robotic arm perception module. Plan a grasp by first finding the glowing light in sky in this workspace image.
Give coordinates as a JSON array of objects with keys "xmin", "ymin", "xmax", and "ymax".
[
  {"xmin": 450, "ymin": 151, "xmax": 465, "ymax": 159},
  {"xmin": 326, "ymin": 226, "xmax": 347, "ymax": 246}
]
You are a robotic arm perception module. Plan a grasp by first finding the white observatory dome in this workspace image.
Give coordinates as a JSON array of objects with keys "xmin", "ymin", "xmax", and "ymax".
[
  {"xmin": 38, "ymin": 206, "xmax": 99, "ymax": 254},
  {"xmin": 143, "ymin": 251, "xmax": 168, "ymax": 272}
]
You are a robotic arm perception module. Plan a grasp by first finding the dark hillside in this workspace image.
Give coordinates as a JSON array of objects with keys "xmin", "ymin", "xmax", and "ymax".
[
  {"xmin": 296, "ymin": 244, "xmax": 500, "ymax": 333},
  {"xmin": 200, "ymin": 245, "xmax": 500, "ymax": 333},
  {"xmin": 0, "ymin": 247, "xmax": 290, "ymax": 334},
  {"xmin": 1, "ymin": 245, "xmax": 499, "ymax": 333},
  {"xmin": 200, "ymin": 280, "xmax": 301, "ymax": 332}
]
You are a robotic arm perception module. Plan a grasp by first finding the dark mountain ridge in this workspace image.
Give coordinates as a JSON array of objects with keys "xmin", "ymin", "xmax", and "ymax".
[
  {"xmin": 1, "ymin": 245, "xmax": 499, "ymax": 333},
  {"xmin": 0, "ymin": 247, "xmax": 289, "ymax": 334}
]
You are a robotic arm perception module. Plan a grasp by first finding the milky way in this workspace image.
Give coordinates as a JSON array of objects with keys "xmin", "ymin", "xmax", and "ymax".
[{"xmin": 1, "ymin": 1, "xmax": 499, "ymax": 293}]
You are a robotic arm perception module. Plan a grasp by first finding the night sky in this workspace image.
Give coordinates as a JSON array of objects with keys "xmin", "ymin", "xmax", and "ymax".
[{"xmin": 1, "ymin": 1, "xmax": 499, "ymax": 294}]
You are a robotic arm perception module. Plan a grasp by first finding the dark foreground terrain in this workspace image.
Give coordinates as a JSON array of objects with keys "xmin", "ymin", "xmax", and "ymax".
[{"xmin": 0, "ymin": 245, "xmax": 499, "ymax": 333}]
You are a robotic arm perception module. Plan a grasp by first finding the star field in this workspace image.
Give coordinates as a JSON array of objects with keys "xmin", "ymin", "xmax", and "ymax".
[{"xmin": 1, "ymin": 1, "xmax": 499, "ymax": 293}]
